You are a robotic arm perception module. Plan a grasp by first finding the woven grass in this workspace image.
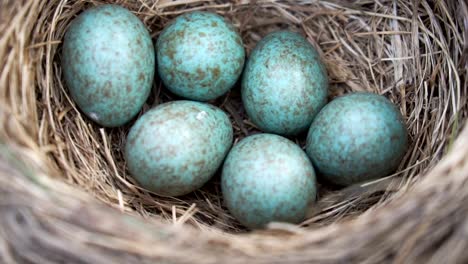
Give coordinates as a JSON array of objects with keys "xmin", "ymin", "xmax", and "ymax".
[{"xmin": 0, "ymin": 0, "xmax": 467, "ymax": 263}]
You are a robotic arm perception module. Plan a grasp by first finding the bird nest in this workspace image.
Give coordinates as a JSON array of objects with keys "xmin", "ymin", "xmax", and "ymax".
[{"xmin": 1, "ymin": 0, "xmax": 467, "ymax": 263}]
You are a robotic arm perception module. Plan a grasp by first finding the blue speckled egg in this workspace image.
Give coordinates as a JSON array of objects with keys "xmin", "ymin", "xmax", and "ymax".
[
  {"xmin": 221, "ymin": 134, "xmax": 317, "ymax": 229},
  {"xmin": 125, "ymin": 101, "xmax": 233, "ymax": 197},
  {"xmin": 156, "ymin": 11, "xmax": 245, "ymax": 101},
  {"xmin": 306, "ymin": 92, "xmax": 408, "ymax": 186},
  {"xmin": 242, "ymin": 30, "xmax": 328, "ymax": 136},
  {"xmin": 62, "ymin": 5, "xmax": 155, "ymax": 127}
]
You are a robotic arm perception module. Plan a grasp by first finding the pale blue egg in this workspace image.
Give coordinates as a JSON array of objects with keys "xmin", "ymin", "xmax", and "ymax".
[
  {"xmin": 242, "ymin": 31, "xmax": 328, "ymax": 136},
  {"xmin": 125, "ymin": 101, "xmax": 233, "ymax": 197},
  {"xmin": 221, "ymin": 134, "xmax": 317, "ymax": 229},
  {"xmin": 62, "ymin": 4, "xmax": 155, "ymax": 127},
  {"xmin": 306, "ymin": 92, "xmax": 408, "ymax": 186},
  {"xmin": 156, "ymin": 11, "xmax": 245, "ymax": 101}
]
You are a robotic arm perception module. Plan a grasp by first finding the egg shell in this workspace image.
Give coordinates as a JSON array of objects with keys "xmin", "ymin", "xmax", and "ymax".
[
  {"xmin": 306, "ymin": 92, "xmax": 408, "ymax": 186},
  {"xmin": 62, "ymin": 4, "xmax": 155, "ymax": 127},
  {"xmin": 221, "ymin": 133, "xmax": 317, "ymax": 229},
  {"xmin": 242, "ymin": 30, "xmax": 328, "ymax": 136},
  {"xmin": 125, "ymin": 101, "xmax": 233, "ymax": 197},
  {"xmin": 156, "ymin": 11, "xmax": 245, "ymax": 101}
]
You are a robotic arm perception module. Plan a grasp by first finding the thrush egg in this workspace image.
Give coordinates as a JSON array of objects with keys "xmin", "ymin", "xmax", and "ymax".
[
  {"xmin": 62, "ymin": 4, "xmax": 155, "ymax": 127},
  {"xmin": 125, "ymin": 101, "xmax": 233, "ymax": 197},
  {"xmin": 242, "ymin": 30, "xmax": 328, "ymax": 136},
  {"xmin": 156, "ymin": 11, "xmax": 245, "ymax": 101},
  {"xmin": 306, "ymin": 92, "xmax": 408, "ymax": 186},
  {"xmin": 221, "ymin": 133, "xmax": 317, "ymax": 229}
]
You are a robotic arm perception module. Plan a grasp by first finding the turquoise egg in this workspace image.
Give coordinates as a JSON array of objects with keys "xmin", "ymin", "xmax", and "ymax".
[
  {"xmin": 306, "ymin": 92, "xmax": 408, "ymax": 186},
  {"xmin": 221, "ymin": 134, "xmax": 317, "ymax": 229},
  {"xmin": 156, "ymin": 11, "xmax": 245, "ymax": 101},
  {"xmin": 62, "ymin": 4, "xmax": 155, "ymax": 127},
  {"xmin": 242, "ymin": 30, "xmax": 328, "ymax": 136},
  {"xmin": 125, "ymin": 101, "xmax": 233, "ymax": 197}
]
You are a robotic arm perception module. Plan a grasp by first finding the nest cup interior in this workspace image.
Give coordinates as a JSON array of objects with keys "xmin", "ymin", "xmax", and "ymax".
[{"xmin": 17, "ymin": 0, "xmax": 467, "ymax": 234}]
